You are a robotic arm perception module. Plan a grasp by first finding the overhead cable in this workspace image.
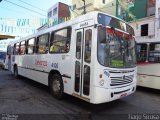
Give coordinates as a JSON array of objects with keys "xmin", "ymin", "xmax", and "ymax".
[
  {"xmin": 4, "ymin": 0, "xmax": 47, "ymax": 17},
  {"xmin": 17, "ymin": 0, "xmax": 47, "ymax": 13},
  {"xmin": 0, "ymin": 6, "xmax": 42, "ymax": 18}
]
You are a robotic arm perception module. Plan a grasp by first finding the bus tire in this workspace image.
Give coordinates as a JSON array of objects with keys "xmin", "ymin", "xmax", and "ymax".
[
  {"xmin": 14, "ymin": 65, "xmax": 18, "ymax": 78},
  {"xmin": 49, "ymin": 74, "xmax": 64, "ymax": 99}
]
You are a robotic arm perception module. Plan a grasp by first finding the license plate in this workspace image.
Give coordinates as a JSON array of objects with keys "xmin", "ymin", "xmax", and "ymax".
[{"xmin": 120, "ymin": 93, "xmax": 127, "ymax": 98}]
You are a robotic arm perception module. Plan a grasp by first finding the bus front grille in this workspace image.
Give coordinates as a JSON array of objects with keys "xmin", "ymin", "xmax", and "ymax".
[
  {"xmin": 110, "ymin": 75, "xmax": 134, "ymax": 86},
  {"xmin": 107, "ymin": 70, "xmax": 135, "ymax": 86}
]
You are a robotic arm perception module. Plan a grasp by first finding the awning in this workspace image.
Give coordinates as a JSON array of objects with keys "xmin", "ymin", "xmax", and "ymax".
[{"xmin": 0, "ymin": 34, "xmax": 15, "ymax": 40}]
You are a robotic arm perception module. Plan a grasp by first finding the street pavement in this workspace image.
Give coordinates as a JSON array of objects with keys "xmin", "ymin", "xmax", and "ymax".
[{"xmin": 0, "ymin": 69, "xmax": 159, "ymax": 120}]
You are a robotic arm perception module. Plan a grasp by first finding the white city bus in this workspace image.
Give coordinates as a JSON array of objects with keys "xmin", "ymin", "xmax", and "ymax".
[
  {"xmin": 8, "ymin": 11, "xmax": 137, "ymax": 104},
  {"xmin": 136, "ymin": 41, "xmax": 160, "ymax": 90}
]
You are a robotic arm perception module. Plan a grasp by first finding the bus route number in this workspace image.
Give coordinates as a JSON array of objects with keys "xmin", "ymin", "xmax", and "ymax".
[{"xmin": 51, "ymin": 63, "xmax": 58, "ymax": 68}]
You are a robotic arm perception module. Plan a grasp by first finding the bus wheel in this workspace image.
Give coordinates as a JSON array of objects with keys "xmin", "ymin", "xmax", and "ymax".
[
  {"xmin": 49, "ymin": 74, "xmax": 64, "ymax": 99},
  {"xmin": 14, "ymin": 66, "xmax": 18, "ymax": 78}
]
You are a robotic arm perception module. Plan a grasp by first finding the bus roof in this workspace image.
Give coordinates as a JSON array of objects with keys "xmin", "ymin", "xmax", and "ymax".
[{"xmin": 10, "ymin": 11, "xmax": 133, "ymax": 45}]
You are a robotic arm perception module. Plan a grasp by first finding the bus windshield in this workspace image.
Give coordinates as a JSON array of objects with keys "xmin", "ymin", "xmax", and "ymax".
[
  {"xmin": 97, "ymin": 27, "xmax": 136, "ymax": 68},
  {"xmin": 97, "ymin": 13, "xmax": 135, "ymax": 36}
]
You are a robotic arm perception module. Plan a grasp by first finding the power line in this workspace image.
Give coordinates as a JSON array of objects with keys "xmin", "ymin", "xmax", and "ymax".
[
  {"xmin": 4, "ymin": 0, "xmax": 47, "ymax": 17},
  {"xmin": 0, "ymin": 6, "xmax": 43, "ymax": 18},
  {"xmin": 17, "ymin": 0, "xmax": 47, "ymax": 13}
]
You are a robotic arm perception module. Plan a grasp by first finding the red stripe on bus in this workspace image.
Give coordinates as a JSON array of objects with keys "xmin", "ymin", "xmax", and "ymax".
[
  {"xmin": 137, "ymin": 62, "xmax": 159, "ymax": 65},
  {"xmin": 138, "ymin": 73, "xmax": 160, "ymax": 78}
]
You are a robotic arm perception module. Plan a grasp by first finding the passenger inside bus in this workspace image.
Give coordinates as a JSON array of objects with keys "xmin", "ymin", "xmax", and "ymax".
[
  {"xmin": 38, "ymin": 46, "xmax": 47, "ymax": 54},
  {"xmin": 50, "ymin": 42, "xmax": 61, "ymax": 53},
  {"xmin": 50, "ymin": 42, "xmax": 69, "ymax": 53}
]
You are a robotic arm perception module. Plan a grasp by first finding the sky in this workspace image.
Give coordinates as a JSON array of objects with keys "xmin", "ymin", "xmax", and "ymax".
[
  {"xmin": 0, "ymin": 0, "xmax": 72, "ymax": 52},
  {"xmin": 0, "ymin": 0, "xmax": 72, "ymax": 19}
]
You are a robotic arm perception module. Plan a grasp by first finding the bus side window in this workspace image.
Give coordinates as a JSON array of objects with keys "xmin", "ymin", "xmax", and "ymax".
[
  {"xmin": 66, "ymin": 27, "xmax": 71, "ymax": 52},
  {"xmin": 37, "ymin": 34, "xmax": 49, "ymax": 54},
  {"xmin": 50, "ymin": 27, "xmax": 71, "ymax": 53},
  {"xmin": 20, "ymin": 41, "xmax": 26, "ymax": 55},
  {"xmin": 27, "ymin": 38, "xmax": 35, "ymax": 54},
  {"xmin": 136, "ymin": 44, "xmax": 147, "ymax": 62},
  {"xmin": 76, "ymin": 32, "xmax": 82, "ymax": 59},
  {"xmin": 84, "ymin": 29, "xmax": 92, "ymax": 63},
  {"xmin": 149, "ymin": 43, "xmax": 160, "ymax": 63},
  {"xmin": 15, "ymin": 43, "xmax": 20, "ymax": 55}
]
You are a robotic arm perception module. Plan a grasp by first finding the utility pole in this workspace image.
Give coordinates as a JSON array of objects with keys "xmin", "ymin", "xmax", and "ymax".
[{"xmin": 82, "ymin": 0, "xmax": 86, "ymax": 14}]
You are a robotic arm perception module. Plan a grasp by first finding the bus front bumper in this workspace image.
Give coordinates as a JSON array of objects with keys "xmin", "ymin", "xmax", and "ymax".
[{"xmin": 91, "ymin": 83, "xmax": 136, "ymax": 104}]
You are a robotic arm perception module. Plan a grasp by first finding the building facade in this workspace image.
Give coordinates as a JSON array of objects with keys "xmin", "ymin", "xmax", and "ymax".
[
  {"xmin": 71, "ymin": 0, "xmax": 160, "ymax": 44},
  {"xmin": 48, "ymin": 2, "xmax": 70, "ymax": 27},
  {"xmin": 129, "ymin": 0, "xmax": 160, "ymax": 43},
  {"xmin": 71, "ymin": 0, "xmax": 143, "ymax": 22},
  {"xmin": 71, "ymin": 0, "xmax": 116, "ymax": 18}
]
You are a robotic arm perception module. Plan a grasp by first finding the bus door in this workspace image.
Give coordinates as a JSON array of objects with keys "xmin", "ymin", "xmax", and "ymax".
[{"xmin": 74, "ymin": 27, "xmax": 93, "ymax": 99}]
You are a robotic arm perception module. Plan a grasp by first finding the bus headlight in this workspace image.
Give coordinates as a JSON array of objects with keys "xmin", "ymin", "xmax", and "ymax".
[{"xmin": 99, "ymin": 79, "xmax": 104, "ymax": 86}]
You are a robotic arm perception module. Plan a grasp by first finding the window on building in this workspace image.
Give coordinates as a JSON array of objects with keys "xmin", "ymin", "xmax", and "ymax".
[
  {"xmin": 102, "ymin": 0, "xmax": 105, "ymax": 4},
  {"xmin": 148, "ymin": 0, "xmax": 155, "ymax": 7},
  {"xmin": 72, "ymin": 4, "xmax": 76, "ymax": 10},
  {"xmin": 50, "ymin": 27, "xmax": 71, "ymax": 53},
  {"xmin": 36, "ymin": 34, "xmax": 49, "ymax": 54},
  {"xmin": 20, "ymin": 41, "xmax": 26, "ymax": 55},
  {"xmin": 118, "ymin": 5, "xmax": 122, "ymax": 16},
  {"xmin": 48, "ymin": 11, "xmax": 52, "ymax": 18},
  {"xmin": 141, "ymin": 24, "xmax": 148, "ymax": 36},
  {"xmin": 53, "ymin": 7, "xmax": 57, "ymax": 15},
  {"xmin": 27, "ymin": 38, "xmax": 35, "ymax": 54},
  {"xmin": 136, "ymin": 44, "xmax": 148, "ymax": 62},
  {"xmin": 148, "ymin": 43, "xmax": 160, "ymax": 63}
]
